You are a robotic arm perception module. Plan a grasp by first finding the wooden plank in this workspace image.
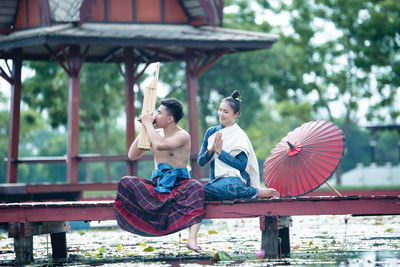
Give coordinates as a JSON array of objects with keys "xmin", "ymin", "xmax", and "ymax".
[
  {"xmin": 308, "ymin": 189, "xmax": 400, "ymax": 196},
  {"xmin": 0, "ymin": 196, "xmax": 399, "ymax": 223},
  {"xmin": 205, "ymin": 196, "xmax": 400, "ymax": 218}
]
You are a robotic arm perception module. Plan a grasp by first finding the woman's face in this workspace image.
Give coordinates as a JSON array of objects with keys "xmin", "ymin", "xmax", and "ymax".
[{"xmin": 218, "ymin": 101, "xmax": 238, "ymax": 127}]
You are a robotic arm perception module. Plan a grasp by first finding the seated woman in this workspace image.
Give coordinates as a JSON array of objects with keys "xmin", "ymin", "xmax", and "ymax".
[{"xmin": 197, "ymin": 90, "xmax": 279, "ymax": 200}]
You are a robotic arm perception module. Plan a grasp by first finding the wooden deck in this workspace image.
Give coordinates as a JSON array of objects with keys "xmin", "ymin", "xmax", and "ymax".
[
  {"xmin": 1, "ymin": 194, "xmax": 399, "ymax": 264},
  {"xmin": 1, "ymin": 195, "xmax": 399, "ymax": 223}
]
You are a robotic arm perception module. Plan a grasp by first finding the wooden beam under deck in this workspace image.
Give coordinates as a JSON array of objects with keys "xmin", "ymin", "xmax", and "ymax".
[{"xmin": 0, "ymin": 196, "xmax": 399, "ymax": 223}]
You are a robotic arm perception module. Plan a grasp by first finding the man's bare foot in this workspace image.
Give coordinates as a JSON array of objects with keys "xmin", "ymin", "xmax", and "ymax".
[
  {"xmin": 258, "ymin": 188, "xmax": 280, "ymax": 198},
  {"xmin": 186, "ymin": 242, "xmax": 201, "ymax": 253}
]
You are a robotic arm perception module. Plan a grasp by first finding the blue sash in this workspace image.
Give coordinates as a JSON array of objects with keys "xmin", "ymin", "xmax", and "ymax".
[{"xmin": 152, "ymin": 163, "xmax": 190, "ymax": 193}]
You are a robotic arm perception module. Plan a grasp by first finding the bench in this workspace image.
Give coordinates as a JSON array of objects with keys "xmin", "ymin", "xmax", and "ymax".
[{"xmin": 1, "ymin": 195, "xmax": 399, "ymax": 264}]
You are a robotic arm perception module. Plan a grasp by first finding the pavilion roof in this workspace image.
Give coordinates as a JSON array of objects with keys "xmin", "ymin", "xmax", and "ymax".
[{"xmin": 0, "ymin": 22, "xmax": 278, "ymax": 63}]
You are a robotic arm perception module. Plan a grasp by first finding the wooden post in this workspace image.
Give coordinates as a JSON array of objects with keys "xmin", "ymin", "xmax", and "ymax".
[
  {"xmin": 185, "ymin": 50, "xmax": 201, "ymax": 178},
  {"xmin": 278, "ymin": 216, "xmax": 291, "ymax": 257},
  {"xmin": 6, "ymin": 50, "xmax": 22, "ymax": 183},
  {"xmin": 260, "ymin": 216, "xmax": 279, "ymax": 258},
  {"xmin": 124, "ymin": 47, "xmax": 137, "ymax": 175},
  {"xmin": 14, "ymin": 236, "xmax": 33, "ymax": 264},
  {"xmin": 260, "ymin": 216, "xmax": 291, "ymax": 258},
  {"xmin": 67, "ymin": 45, "xmax": 82, "ymax": 183},
  {"xmin": 9, "ymin": 221, "xmax": 69, "ymax": 264},
  {"xmin": 51, "ymin": 232, "xmax": 67, "ymax": 262},
  {"xmin": 138, "ymin": 62, "xmax": 160, "ymax": 150}
]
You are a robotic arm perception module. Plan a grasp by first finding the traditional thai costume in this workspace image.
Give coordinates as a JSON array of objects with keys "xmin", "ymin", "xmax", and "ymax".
[
  {"xmin": 197, "ymin": 123, "xmax": 261, "ymax": 200},
  {"xmin": 114, "ymin": 163, "xmax": 205, "ymax": 236}
]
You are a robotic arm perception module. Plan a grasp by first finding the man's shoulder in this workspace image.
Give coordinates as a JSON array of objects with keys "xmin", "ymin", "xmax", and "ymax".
[{"xmin": 176, "ymin": 127, "xmax": 190, "ymax": 139}]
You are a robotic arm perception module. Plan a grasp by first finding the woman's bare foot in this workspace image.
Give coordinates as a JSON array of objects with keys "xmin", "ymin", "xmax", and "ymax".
[
  {"xmin": 258, "ymin": 188, "xmax": 280, "ymax": 198},
  {"xmin": 186, "ymin": 242, "xmax": 201, "ymax": 253}
]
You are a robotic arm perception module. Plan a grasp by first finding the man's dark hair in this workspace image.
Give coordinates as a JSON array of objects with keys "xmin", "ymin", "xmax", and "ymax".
[{"xmin": 160, "ymin": 98, "xmax": 184, "ymax": 123}]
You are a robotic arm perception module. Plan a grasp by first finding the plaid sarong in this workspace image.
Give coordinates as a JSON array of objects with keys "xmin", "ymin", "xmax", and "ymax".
[{"xmin": 114, "ymin": 175, "xmax": 205, "ymax": 236}]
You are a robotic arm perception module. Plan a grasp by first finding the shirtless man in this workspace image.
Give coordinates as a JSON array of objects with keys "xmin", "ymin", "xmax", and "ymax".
[
  {"xmin": 128, "ymin": 101, "xmax": 191, "ymax": 170},
  {"xmin": 124, "ymin": 98, "xmax": 203, "ymax": 253}
]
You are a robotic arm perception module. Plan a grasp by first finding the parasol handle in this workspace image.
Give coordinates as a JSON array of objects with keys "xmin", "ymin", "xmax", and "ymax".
[{"xmin": 326, "ymin": 182, "xmax": 342, "ymax": 197}]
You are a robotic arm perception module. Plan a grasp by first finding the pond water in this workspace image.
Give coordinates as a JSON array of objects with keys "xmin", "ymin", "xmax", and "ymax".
[{"xmin": 0, "ymin": 215, "xmax": 399, "ymax": 266}]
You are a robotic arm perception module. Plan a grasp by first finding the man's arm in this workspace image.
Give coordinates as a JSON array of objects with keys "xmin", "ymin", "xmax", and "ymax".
[
  {"xmin": 147, "ymin": 127, "xmax": 189, "ymax": 151},
  {"xmin": 141, "ymin": 112, "xmax": 188, "ymax": 151},
  {"xmin": 127, "ymin": 135, "xmax": 147, "ymax": 160}
]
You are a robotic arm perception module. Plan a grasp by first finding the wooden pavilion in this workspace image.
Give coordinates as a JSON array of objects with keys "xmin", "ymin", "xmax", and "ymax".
[{"xmin": 0, "ymin": 0, "xmax": 278, "ymax": 184}]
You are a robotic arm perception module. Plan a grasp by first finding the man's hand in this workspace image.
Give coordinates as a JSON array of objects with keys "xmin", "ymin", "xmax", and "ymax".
[{"xmin": 140, "ymin": 111, "xmax": 155, "ymax": 127}]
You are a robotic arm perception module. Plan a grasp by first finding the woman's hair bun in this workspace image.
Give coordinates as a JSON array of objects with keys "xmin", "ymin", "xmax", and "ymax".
[{"xmin": 231, "ymin": 90, "xmax": 242, "ymax": 102}]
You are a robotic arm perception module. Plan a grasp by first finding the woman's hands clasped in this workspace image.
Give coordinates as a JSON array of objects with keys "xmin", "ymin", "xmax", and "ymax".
[{"xmin": 209, "ymin": 132, "xmax": 223, "ymax": 156}]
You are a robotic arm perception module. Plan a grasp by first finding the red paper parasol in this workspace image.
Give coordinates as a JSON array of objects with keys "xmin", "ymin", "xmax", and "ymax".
[{"xmin": 263, "ymin": 120, "xmax": 345, "ymax": 197}]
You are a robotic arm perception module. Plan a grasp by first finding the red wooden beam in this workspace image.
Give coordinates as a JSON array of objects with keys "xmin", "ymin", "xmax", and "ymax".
[
  {"xmin": 39, "ymin": 0, "xmax": 51, "ymax": 25},
  {"xmin": 79, "ymin": 0, "xmax": 97, "ymax": 25},
  {"xmin": 10, "ymin": 154, "xmax": 154, "ymax": 164},
  {"xmin": 308, "ymin": 189, "xmax": 400, "ymax": 196},
  {"xmin": 194, "ymin": 49, "xmax": 229, "ymax": 77},
  {"xmin": 0, "ymin": 183, "xmax": 117, "ymax": 194},
  {"xmin": 0, "ymin": 196, "xmax": 398, "ymax": 223},
  {"xmin": 205, "ymin": 196, "xmax": 400, "ymax": 218},
  {"xmin": 124, "ymin": 47, "xmax": 136, "ymax": 176},
  {"xmin": 6, "ymin": 51, "xmax": 22, "ymax": 183},
  {"xmin": 66, "ymin": 45, "xmax": 82, "ymax": 183},
  {"xmin": 0, "ymin": 66, "xmax": 13, "ymax": 84},
  {"xmin": 185, "ymin": 49, "xmax": 201, "ymax": 179}
]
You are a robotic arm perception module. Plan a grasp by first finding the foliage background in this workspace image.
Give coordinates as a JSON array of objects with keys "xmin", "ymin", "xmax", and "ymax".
[{"xmin": 0, "ymin": 0, "xmax": 399, "ymax": 184}]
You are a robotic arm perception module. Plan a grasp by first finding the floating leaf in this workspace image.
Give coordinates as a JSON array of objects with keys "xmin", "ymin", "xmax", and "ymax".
[
  {"xmin": 385, "ymin": 228, "xmax": 393, "ymax": 232},
  {"xmin": 143, "ymin": 246, "xmax": 155, "ymax": 252},
  {"xmin": 308, "ymin": 241, "xmax": 313, "ymax": 246},
  {"xmin": 98, "ymin": 247, "xmax": 106, "ymax": 254},
  {"xmin": 211, "ymin": 251, "xmax": 232, "ymax": 263},
  {"xmin": 116, "ymin": 243, "xmax": 124, "ymax": 251},
  {"xmin": 138, "ymin": 243, "xmax": 147, "ymax": 246},
  {"xmin": 84, "ymin": 253, "xmax": 91, "ymax": 257},
  {"xmin": 218, "ymin": 251, "xmax": 232, "ymax": 261},
  {"xmin": 0, "ymin": 236, "xmax": 3, "ymax": 241},
  {"xmin": 2, "ymin": 245, "xmax": 9, "ymax": 249},
  {"xmin": 375, "ymin": 222, "xmax": 383, "ymax": 225},
  {"xmin": 293, "ymin": 245, "xmax": 300, "ymax": 250},
  {"xmin": 208, "ymin": 230, "xmax": 218, "ymax": 234}
]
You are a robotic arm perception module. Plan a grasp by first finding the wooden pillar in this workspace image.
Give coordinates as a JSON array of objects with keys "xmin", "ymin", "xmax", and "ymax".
[
  {"xmin": 14, "ymin": 236, "xmax": 33, "ymax": 264},
  {"xmin": 6, "ymin": 50, "xmax": 22, "ymax": 183},
  {"xmin": 9, "ymin": 221, "xmax": 69, "ymax": 265},
  {"xmin": 185, "ymin": 49, "xmax": 201, "ymax": 179},
  {"xmin": 260, "ymin": 216, "xmax": 291, "ymax": 258},
  {"xmin": 261, "ymin": 216, "xmax": 279, "ymax": 258},
  {"xmin": 67, "ymin": 46, "xmax": 81, "ymax": 183},
  {"xmin": 124, "ymin": 47, "xmax": 137, "ymax": 176},
  {"xmin": 50, "ymin": 232, "xmax": 67, "ymax": 262}
]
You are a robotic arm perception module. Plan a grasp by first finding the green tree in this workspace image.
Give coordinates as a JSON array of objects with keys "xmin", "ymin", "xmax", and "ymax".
[
  {"xmin": 252, "ymin": 0, "xmax": 400, "ymax": 183},
  {"xmin": 22, "ymin": 61, "xmax": 126, "ymax": 182}
]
